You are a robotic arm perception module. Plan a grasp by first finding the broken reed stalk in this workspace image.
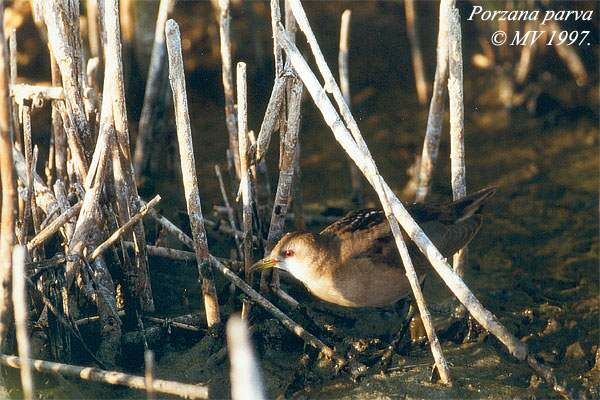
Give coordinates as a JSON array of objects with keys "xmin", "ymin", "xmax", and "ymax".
[
  {"xmin": 89, "ymin": 195, "xmax": 161, "ymax": 261},
  {"xmin": 166, "ymin": 19, "xmax": 221, "ymax": 328},
  {"xmin": 253, "ymin": 0, "xmax": 285, "ymax": 164},
  {"xmin": 20, "ymin": 103, "xmax": 35, "ymax": 245},
  {"xmin": 284, "ymin": 0, "xmax": 305, "ymax": 233},
  {"xmin": 144, "ymin": 350, "xmax": 156, "ymax": 400},
  {"xmin": 148, "ymin": 211, "xmax": 193, "ymax": 249},
  {"xmin": 217, "ymin": 0, "xmax": 240, "ymax": 178},
  {"xmin": 237, "ymin": 62, "xmax": 253, "ymax": 281},
  {"xmin": 447, "ymin": 7, "xmax": 467, "ymax": 279},
  {"xmin": 104, "ymin": 0, "xmax": 155, "ymax": 313},
  {"xmin": 0, "ymin": 354, "xmax": 209, "ymax": 399},
  {"xmin": 0, "ymin": 0, "xmax": 16, "ymax": 354},
  {"xmin": 143, "ymin": 316, "xmax": 201, "ymax": 332},
  {"xmin": 50, "ymin": 52, "xmax": 68, "ymax": 185},
  {"xmin": 276, "ymin": 16, "xmax": 569, "ymax": 397},
  {"xmin": 124, "ymin": 242, "xmax": 242, "ymax": 272},
  {"xmin": 415, "ymin": 0, "xmax": 454, "ymax": 203},
  {"xmin": 12, "ymin": 246, "xmax": 34, "ymax": 400},
  {"xmin": 338, "ymin": 9, "xmax": 363, "ymax": 207},
  {"xmin": 255, "ymin": 77, "xmax": 286, "ymax": 162},
  {"xmin": 404, "ymin": 0, "xmax": 428, "ymax": 105},
  {"xmin": 266, "ymin": 76, "xmax": 302, "ymax": 292},
  {"xmin": 237, "ymin": 62, "xmax": 253, "ymax": 318},
  {"xmin": 134, "ymin": 0, "xmax": 176, "ymax": 179},
  {"xmin": 27, "ymin": 201, "xmax": 82, "ymax": 251},
  {"xmin": 215, "ymin": 165, "xmax": 242, "ymax": 257},
  {"xmin": 33, "ymin": 0, "xmax": 93, "ymax": 158},
  {"xmin": 227, "ymin": 315, "xmax": 265, "ymax": 400},
  {"xmin": 12, "ymin": 149, "xmax": 59, "ymax": 217},
  {"xmin": 10, "ymin": 84, "xmax": 64, "ymax": 102}
]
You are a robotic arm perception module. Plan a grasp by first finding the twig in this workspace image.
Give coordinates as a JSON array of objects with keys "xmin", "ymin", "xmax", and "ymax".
[
  {"xmin": 447, "ymin": 7, "xmax": 467, "ymax": 280},
  {"xmin": 143, "ymin": 316, "xmax": 201, "ymax": 332},
  {"xmin": 216, "ymin": 0, "xmax": 240, "ymax": 178},
  {"xmin": 338, "ymin": 9, "xmax": 362, "ymax": 207},
  {"xmin": 27, "ymin": 201, "xmax": 82, "ymax": 252},
  {"xmin": 10, "ymin": 84, "xmax": 64, "ymax": 103},
  {"xmin": 12, "ymin": 246, "xmax": 34, "ymax": 400},
  {"xmin": 123, "ymin": 241, "xmax": 243, "ymax": 272},
  {"xmin": 215, "ymin": 165, "xmax": 242, "ymax": 257},
  {"xmin": 0, "ymin": 0, "xmax": 16, "ymax": 353},
  {"xmin": 227, "ymin": 315, "xmax": 265, "ymax": 400},
  {"xmin": 144, "ymin": 350, "xmax": 155, "ymax": 400},
  {"xmin": 74, "ymin": 310, "xmax": 126, "ymax": 327},
  {"xmin": 166, "ymin": 19, "xmax": 221, "ymax": 328},
  {"xmin": 415, "ymin": 0, "xmax": 454, "ymax": 203},
  {"xmin": 55, "ymin": 101, "xmax": 89, "ymax": 181},
  {"xmin": 89, "ymin": 195, "xmax": 161, "ymax": 261},
  {"xmin": 134, "ymin": 0, "xmax": 176, "ymax": 179},
  {"xmin": 13, "ymin": 148, "xmax": 59, "ymax": 216},
  {"xmin": 0, "ymin": 354, "xmax": 209, "ymax": 399},
  {"xmin": 148, "ymin": 209, "xmax": 194, "ymax": 249},
  {"xmin": 404, "ymin": 0, "xmax": 428, "ymax": 105},
  {"xmin": 255, "ymin": 77, "xmax": 286, "ymax": 162}
]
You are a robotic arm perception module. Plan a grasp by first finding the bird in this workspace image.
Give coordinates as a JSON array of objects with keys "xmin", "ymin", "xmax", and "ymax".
[{"xmin": 250, "ymin": 187, "xmax": 497, "ymax": 308}]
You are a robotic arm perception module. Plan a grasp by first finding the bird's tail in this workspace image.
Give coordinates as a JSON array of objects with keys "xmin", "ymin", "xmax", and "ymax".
[{"xmin": 452, "ymin": 186, "xmax": 497, "ymax": 222}]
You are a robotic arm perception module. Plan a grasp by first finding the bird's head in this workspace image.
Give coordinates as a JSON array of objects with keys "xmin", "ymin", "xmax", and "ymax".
[{"xmin": 249, "ymin": 231, "xmax": 322, "ymax": 283}]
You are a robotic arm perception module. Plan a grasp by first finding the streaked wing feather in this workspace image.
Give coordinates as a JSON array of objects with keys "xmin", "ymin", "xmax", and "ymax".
[{"xmin": 320, "ymin": 209, "xmax": 391, "ymax": 263}]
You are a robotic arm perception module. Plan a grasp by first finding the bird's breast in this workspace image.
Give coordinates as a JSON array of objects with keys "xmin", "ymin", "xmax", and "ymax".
[{"xmin": 306, "ymin": 261, "xmax": 413, "ymax": 308}]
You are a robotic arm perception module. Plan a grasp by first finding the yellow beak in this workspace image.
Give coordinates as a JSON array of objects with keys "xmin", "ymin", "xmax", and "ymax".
[{"xmin": 248, "ymin": 257, "xmax": 279, "ymax": 274}]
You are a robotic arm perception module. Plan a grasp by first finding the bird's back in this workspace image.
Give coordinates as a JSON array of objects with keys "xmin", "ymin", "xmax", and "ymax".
[{"xmin": 319, "ymin": 186, "xmax": 497, "ymax": 272}]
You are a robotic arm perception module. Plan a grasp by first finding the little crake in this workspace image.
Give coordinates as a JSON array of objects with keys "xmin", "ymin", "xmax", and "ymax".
[{"xmin": 250, "ymin": 187, "xmax": 497, "ymax": 308}]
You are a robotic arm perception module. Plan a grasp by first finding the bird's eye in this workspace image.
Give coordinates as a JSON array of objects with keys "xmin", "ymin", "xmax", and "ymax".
[{"xmin": 283, "ymin": 249, "xmax": 294, "ymax": 258}]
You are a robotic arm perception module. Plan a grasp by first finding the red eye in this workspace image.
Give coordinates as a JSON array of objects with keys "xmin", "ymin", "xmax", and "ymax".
[{"xmin": 283, "ymin": 249, "xmax": 294, "ymax": 258}]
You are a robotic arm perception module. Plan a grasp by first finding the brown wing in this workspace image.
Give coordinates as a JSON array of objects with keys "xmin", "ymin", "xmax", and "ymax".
[
  {"xmin": 319, "ymin": 188, "xmax": 491, "ymax": 268},
  {"xmin": 320, "ymin": 209, "xmax": 391, "ymax": 264},
  {"xmin": 418, "ymin": 215, "xmax": 482, "ymax": 258}
]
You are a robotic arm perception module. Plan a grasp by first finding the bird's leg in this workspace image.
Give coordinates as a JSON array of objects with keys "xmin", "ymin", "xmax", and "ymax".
[
  {"xmin": 378, "ymin": 301, "xmax": 417, "ymax": 372},
  {"xmin": 464, "ymin": 314, "xmax": 486, "ymax": 343}
]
